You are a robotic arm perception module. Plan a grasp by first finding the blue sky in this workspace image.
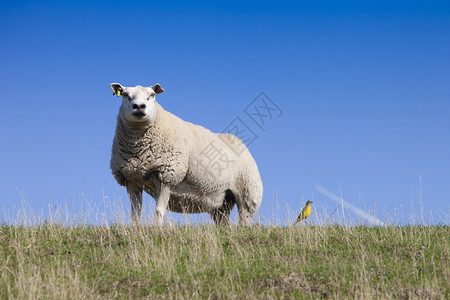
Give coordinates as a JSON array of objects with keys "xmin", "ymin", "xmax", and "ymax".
[{"xmin": 1, "ymin": 1, "xmax": 449, "ymax": 225}]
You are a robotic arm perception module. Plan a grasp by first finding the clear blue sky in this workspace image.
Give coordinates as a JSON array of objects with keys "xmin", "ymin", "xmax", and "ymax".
[{"xmin": 1, "ymin": 1, "xmax": 449, "ymax": 225}]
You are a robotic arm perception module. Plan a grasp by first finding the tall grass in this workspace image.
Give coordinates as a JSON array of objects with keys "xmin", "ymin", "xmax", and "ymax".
[
  {"xmin": 0, "ymin": 198, "xmax": 448, "ymax": 299},
  {"xmin": 1, "ymin": 224, "xmax": 448, "ymax": 299}
]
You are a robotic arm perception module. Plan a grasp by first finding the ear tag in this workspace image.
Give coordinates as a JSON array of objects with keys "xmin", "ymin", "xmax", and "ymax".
[{"xmin": 116, "ymin": 86, "xmax": 122, "ymax": 97}]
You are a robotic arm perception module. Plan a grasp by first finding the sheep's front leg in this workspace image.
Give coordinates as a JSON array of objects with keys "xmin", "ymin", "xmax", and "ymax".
[
  {"xmin": 127, "ymin": 184, "xmax": 143, "ymax": 224},
  {"xmin": 155, "ymin": 182, "xmax": 171, "ymax": 225}
]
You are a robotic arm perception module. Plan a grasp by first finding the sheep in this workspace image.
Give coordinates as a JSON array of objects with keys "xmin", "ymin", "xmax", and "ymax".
[{"xmin": 109, "ymin": 83, "xmax": 263, "ymax": 225}]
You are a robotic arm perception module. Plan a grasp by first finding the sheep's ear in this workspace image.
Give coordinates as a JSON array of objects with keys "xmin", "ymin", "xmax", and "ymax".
[
  {"xmin": 110, "ymin": 83, "xmax": 124, "ymax": 97},
  {"xmin": 151, "ymin": 83, "xmax": 164, "ymax": 95}
]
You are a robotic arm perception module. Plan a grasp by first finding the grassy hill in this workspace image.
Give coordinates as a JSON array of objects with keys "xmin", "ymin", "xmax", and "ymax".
[{"xmin": 0, "ymin": 224, "xmax": 448, "ymax": 299}]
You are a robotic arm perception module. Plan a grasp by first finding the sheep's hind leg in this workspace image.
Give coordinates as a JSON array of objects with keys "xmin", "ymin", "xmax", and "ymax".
[
  {"xmin": 211, "ymin": 190, "xmax": 235, "ymax": 225},
  {"xmin": 127, "ymin": 184, "xmax": 143, "ymax": 224},
  {"xmin": 236, "ymin": 191, "xmax": 259, "ymax": 226},
  {"xmin": 237, "ymin": 203, "xmax": 253, "ymax": 226},
  {"xmin": 236, "ymin": 175, "xmax": 263, "ymax": 226}
]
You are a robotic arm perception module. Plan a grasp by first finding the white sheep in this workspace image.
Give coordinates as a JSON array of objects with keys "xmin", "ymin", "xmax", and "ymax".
[{"xmin": 109, "ymin": 83, "xmax": 263, "ymax": 225}]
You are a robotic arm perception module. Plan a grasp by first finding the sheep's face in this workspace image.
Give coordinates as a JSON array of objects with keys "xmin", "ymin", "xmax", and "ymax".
[{"xmin": 110, "ymin": 83, "xmax": 164, "ymax": 124}]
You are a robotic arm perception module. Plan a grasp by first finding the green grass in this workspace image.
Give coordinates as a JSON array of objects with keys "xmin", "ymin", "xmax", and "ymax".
[{"xmin": 0, "ymin": 225, "xmax": 448, "ymax": 299}]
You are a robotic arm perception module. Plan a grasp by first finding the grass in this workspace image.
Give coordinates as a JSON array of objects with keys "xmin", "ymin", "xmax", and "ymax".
[{"xmin": 0, "ymin": 223, "xmax": 448, "ymax": 299}]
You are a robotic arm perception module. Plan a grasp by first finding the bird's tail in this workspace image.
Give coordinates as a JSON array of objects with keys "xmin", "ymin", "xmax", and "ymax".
[{"xmin": 293, "ymin": 217, "xmax": 303, "ymax": 226}]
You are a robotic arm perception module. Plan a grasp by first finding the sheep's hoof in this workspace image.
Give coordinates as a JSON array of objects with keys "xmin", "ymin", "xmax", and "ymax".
[{"xmin": 155, "ymin": 209, "xmax": 165, "ymax": 225}]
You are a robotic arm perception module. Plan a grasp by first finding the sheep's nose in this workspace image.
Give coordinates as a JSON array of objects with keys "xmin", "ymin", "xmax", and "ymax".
[{"xmin": 132, "ymin": 103, "xmax": 146, "ymax": 110}]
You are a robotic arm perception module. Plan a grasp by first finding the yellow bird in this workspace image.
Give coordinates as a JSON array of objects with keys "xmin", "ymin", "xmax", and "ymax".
[{"xmin": 293, "ymin": 200, "xmax": 313, "ymax": 225}]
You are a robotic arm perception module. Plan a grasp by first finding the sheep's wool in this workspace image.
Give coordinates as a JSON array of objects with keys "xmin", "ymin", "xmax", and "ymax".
[{"xmin": 111, "ymin": 98, "xmax": 263, "ymax": 225}]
